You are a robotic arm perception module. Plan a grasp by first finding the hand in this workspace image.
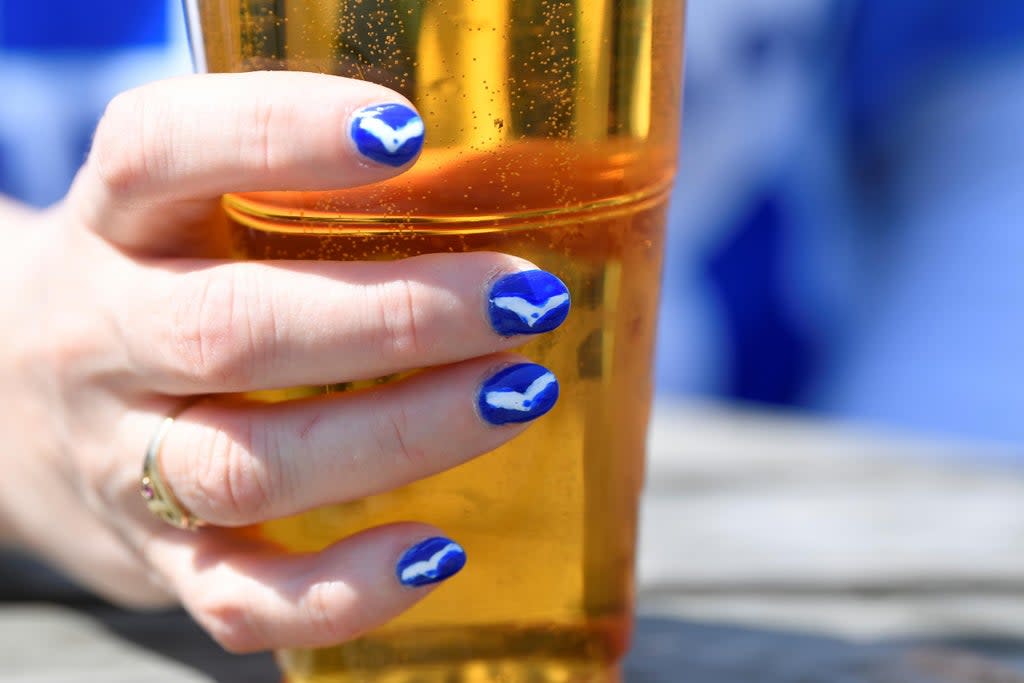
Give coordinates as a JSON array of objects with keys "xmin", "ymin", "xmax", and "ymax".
[{"xmin": 0, "ymin": 72, "xmax": 568, "ymax": 652}]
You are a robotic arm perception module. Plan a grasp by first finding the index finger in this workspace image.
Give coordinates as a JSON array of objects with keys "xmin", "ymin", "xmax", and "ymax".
[{"xmin": 69, "ymin": 71, "xmax": 424, "ymax": 255}]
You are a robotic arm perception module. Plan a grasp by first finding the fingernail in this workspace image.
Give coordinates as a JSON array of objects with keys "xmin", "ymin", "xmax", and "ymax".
[
  {"xmin": 396, "ymin": 536, "xmax": 467, "ymax": 587},
  {"xmin": 477, "ymin": 363, "xmax": 559, "ymax": 426},
  {"xmin": 350, "ymin": 103, "xmax": 424, "ymax": 167},
  {"xmin": 488, "ymin": 270, "xmax": 571, "ymax": 336}
]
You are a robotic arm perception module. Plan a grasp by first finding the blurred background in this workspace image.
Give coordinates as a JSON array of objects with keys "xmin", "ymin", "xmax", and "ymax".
[
  {"xmin": 657, "ymin": 0, "xmax": 1024, "ymax": 451},
  {"xmin": 2, "ymin": 0, "xmax": 1022, "ymax": 448}
]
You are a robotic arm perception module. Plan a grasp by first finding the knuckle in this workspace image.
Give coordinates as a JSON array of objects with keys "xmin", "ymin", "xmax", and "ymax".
[
  {"xmin": 243, "ymin": 97, "xmax": 291, "ymax": 174},
  {"xmin": 303, "ymin": 582, "xmax": 361, "ymax": 644},
  {"xmin": 90, "ymin": 89, "xmax": 155, "ymax": 199},
  {"xmin": 193, "ymin": 587, "xmax": 265, "ymax": 653},
  {"xmin": 189, "ymin": 418, "xmax": 275, "ymax": 523},
  {"xmin": 40, "ymin": 316, "xmax": 101, "ymax": 381},
  {"xmin": 373, "ymin": 278, "xmax": 426, "ymax": 360},
  {"xmin": 169, "ymin": 268, "xmax": 263, "ymax": 387},
  {"xmin": 370, "ymin": 401, "xmax": 426, "ymax": 468}
]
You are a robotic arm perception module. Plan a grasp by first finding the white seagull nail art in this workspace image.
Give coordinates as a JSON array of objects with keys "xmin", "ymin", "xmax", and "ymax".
[
  {"xmin": 399, "ymin": 542, "xmax": 463, "ymax": 583},
  {"xmin": 491, "ymin": 293, "xmax": 570, "ymax": 327},
  {"xmin": 356, "ymin": 115, "xmax": 426, "ymax": 154},
  {"xmin": 484, "ymin": 372, "xmax": 557, "ymax": 411}
]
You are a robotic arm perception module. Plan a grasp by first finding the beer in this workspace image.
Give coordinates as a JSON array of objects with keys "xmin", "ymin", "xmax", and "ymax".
[{"xmin": 185, "ymin": 1, "xmax": 684, "ymax": 681}]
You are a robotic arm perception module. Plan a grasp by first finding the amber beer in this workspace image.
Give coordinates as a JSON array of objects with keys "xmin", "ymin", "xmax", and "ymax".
[{"xmin": 185, "ymin": 0, "xmax": 684, "ymax": 680}]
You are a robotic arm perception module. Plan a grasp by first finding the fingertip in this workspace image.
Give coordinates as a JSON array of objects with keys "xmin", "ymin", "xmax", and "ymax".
[
  {"xmin": 396, "ymin": 536, "xmax": 467, "ymax": 588},
  {"xmin": 476, "ymin": 362, "xmax": 560, "ymax": 426},
  {"xmin": 348, "ymin": 102, "xmax": 425, "ymax": 168},
  {"xmin": 486, "ymin": 269, "xmax": 571, "ymax": 337}
]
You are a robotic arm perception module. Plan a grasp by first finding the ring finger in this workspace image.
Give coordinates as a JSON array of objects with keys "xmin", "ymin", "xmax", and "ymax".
[{"xmin": 148, "ymin": 355, "xmax": 559, "ymax": 527}]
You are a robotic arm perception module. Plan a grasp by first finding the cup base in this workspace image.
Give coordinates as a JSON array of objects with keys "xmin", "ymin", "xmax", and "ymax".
[
  {"xmin": 275, "ymin": 622, "xmax": 627, "ymax": 683},
  {"xmin": 279, "ymin": 657, "xmax": 622, "ymax": 683}
]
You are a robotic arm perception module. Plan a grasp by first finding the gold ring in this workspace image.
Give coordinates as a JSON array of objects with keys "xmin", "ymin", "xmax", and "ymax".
[{"xmin": 140, "ymin": 411, "xmax": 206, "ymax": 531}]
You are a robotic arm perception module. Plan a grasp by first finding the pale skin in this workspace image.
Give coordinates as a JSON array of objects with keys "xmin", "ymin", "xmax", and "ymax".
[{"xmin": 0, "ymin": 71, "xmax": 554, "ymax": 652}]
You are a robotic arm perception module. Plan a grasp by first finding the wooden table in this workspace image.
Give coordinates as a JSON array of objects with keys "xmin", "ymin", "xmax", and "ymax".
[{"xmin": 4, "ymin": 402, "xmax": 1024, "ymax": 682}]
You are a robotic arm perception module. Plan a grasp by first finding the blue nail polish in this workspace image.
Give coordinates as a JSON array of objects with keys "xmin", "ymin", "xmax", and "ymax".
[
  {"xmin": 488, "ymin": 271, "xmax": 571, "ymax": 336},
  {"xmin": 396, "ymin": 536, "xmax": 467, "ymax": 587},
  {"xmin": 478, "ymin": 363, "xmax": 559, "ymax": 426},
  {"xmin": 350, "ymin": 103, "xmax": 424, "ymax": 167}
]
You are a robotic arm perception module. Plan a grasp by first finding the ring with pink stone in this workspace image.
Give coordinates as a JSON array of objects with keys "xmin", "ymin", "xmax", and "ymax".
[{"xmin": 140, "ymin": 407, "xmax": 206, "ymax": 532}]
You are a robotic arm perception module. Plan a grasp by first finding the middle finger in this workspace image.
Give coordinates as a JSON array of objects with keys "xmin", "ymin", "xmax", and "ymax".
[{"xmin": 120, "ymin": 252, "xmax": 570, "ymax": 394}]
